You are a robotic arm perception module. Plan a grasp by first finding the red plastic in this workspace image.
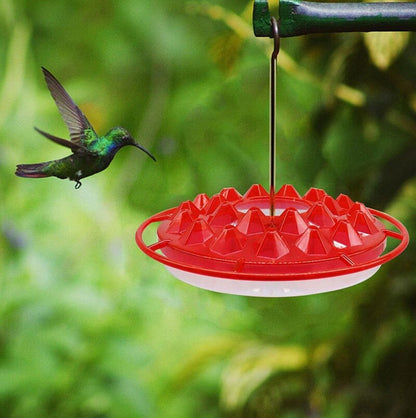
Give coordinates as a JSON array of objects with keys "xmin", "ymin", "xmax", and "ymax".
[{"xmin": 136, "ymin": 184, "xmax": 408, "ymax": 283}]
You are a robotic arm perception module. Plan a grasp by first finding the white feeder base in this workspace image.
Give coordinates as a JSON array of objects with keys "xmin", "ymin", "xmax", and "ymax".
[{"xmin": 164, "ymin": 266, "xmax": 381, "ymax": 297}]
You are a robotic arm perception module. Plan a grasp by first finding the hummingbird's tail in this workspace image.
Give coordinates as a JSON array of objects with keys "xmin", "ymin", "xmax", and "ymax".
[{"xmin": 15, "ymin": 163, "xmax": 50, "ymax": 178}]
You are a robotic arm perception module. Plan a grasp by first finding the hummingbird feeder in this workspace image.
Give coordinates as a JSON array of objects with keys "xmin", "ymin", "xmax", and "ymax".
[{"xmin": 136, "ymin": 0, "xmax": 411, "ymax": 297}]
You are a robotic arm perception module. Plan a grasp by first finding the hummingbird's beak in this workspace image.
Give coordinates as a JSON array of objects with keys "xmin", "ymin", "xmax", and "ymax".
[{"xmin": 134, "ymin": 143, "xmax": 156, "ymax": 162}]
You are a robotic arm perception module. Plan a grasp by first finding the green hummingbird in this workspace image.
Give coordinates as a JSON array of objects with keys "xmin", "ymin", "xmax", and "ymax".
[{"xmin": 15, "ymin": 67, "xmax": 156, "ymax": 189}]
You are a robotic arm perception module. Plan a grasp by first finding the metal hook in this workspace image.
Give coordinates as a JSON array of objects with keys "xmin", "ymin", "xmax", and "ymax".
[
  {"xmin": 269, "ymin": 17, "xmax": 279, "ymax": 218},
  {"xmin": 271, "ymin": 17, "xmax": 280, "ymax": 57}
]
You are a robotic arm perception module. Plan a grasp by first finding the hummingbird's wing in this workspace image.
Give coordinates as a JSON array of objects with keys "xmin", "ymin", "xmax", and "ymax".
[
  {"xmin": 41, "ymin": 67, "xmax": 98, "ymax": 148},
  {"xmin": 34, "ymin": 127, "xmax": 90, "ymax": 153}
]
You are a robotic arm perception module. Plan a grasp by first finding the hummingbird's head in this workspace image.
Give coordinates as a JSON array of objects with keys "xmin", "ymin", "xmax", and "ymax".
[{"xmin": 110, "ymin": 127, "xmax": 156, "ymax": 161}]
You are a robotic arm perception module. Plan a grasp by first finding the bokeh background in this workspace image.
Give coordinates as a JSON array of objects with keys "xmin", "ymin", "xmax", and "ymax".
[{"xmin": 1, "ymin": 0, "xmax": 415, "ymax": 416}]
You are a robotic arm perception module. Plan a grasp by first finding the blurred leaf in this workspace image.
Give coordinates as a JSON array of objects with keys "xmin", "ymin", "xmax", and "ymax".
[
  {"xmin": 363, "ymin": 31, "xmax": 409, "ymax": 70},
  {"xmin": 172, "ymin": 335, "xmax": 244, "ymax": 390},
  {"xmin": 385, "ymin": 177, "xmax": 416, "ymax": 228},
  {"xmin": 210, "ymin": 32, "xmax": 243, "ymax": 74},
  {"xmin": 220, "ymin": 343, "xmax": 307, "ymax": 411},
  {"xmin": 0, "ymin": 21, "xmax": 31, "ymax": 129},
  {"xmin": 322, "ymin": 35, "xmax": 358, "ymax": 106}
]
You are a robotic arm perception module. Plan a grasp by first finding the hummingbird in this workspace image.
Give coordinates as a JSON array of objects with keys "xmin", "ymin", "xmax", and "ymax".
[{"xmin": 15, "ymin": 67, "xmax": 156, "ymax": 189}]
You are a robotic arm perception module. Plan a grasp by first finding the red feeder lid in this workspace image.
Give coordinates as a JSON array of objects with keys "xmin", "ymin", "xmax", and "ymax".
[{"xmin": 136, "ymin": 184, "xmax": 409, "ymax": 297}]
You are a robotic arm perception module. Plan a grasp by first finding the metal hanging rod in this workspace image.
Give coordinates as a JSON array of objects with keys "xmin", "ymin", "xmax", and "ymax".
[
  {"xmin": 253, "ymin": 0, "xmax": 416, "ymax": 37},
  {"xmin": 269, "ymin": 17, "xmax": 279, "ymax": 218}
]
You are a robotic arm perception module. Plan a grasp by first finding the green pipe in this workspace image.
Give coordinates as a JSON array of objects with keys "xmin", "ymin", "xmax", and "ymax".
[{"xmin": 253, "ymin": 0, "xmax": 416, "ymax": 37}]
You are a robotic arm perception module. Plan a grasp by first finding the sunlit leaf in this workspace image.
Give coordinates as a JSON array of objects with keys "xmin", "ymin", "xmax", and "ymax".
[
  {"xmin": 363, "ymin": 31, "xmax": 409, "ymax": 70},
  {"xmin": 220, "ymin": 344, "xmax": 308, "ymax": 411}
]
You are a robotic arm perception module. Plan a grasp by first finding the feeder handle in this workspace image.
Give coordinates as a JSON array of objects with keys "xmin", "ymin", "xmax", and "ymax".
[{"xmin": 254, "ymin": 0, "xmax": 416, "ymax": 37}]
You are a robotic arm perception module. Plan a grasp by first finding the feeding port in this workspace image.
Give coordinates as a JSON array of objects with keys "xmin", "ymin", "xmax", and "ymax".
[{"xmin": 136, "ymin": 184, "xmax": 408, "ymax": 297}]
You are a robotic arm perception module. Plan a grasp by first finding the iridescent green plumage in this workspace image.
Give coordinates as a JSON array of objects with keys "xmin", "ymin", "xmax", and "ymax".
[{"xmin": 16, "ymin": 68, "xmax": 155, "ymax": 189}]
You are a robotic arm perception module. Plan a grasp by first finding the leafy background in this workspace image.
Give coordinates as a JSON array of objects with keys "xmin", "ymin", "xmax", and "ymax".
[{"xmin": 1, "ymin": 0, "xmax": 415, "ymax": 416}]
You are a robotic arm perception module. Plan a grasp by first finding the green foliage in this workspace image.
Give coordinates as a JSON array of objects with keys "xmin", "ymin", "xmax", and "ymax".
[{"xmin": 1, "ymin": 0, "xmax": 415, "ymax": 416}]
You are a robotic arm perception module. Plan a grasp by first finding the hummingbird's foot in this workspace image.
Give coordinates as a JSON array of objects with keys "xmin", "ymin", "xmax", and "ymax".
[{"xmin": 74, "ymin": 180, "xmax": 82, "ymax": 189}]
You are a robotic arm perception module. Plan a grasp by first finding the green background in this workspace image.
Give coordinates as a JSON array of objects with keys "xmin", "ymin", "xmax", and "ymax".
[{"xmin": 1, "ymin": 1, "xmax": 415, "ymax": 416}]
